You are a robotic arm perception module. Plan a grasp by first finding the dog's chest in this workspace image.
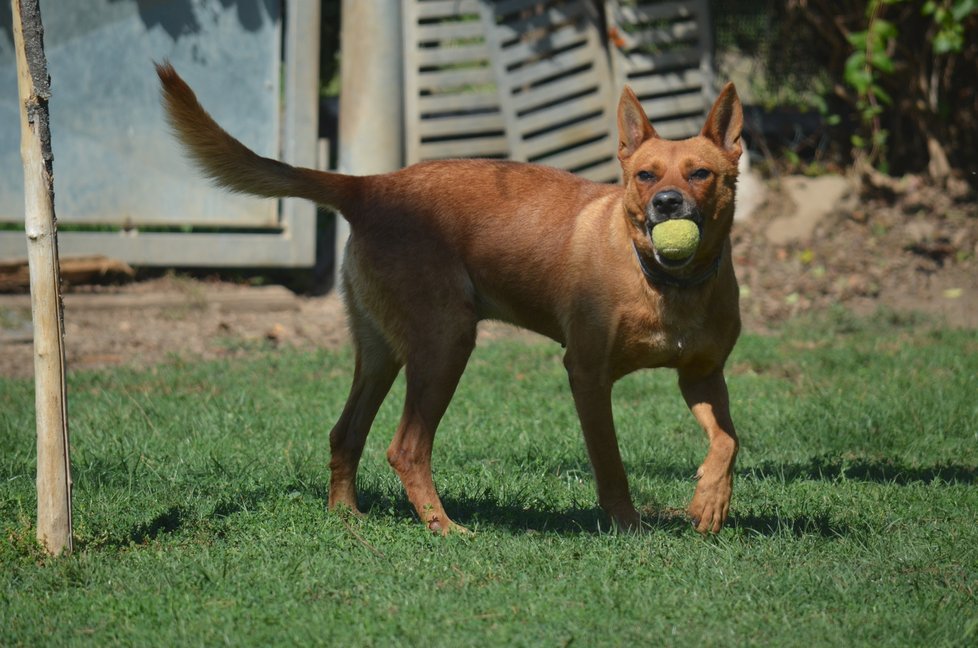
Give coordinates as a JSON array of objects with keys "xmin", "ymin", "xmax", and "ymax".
[
  {"xmin": 632, "ymin": 321, "xmax": 694, "ymax": 367},
  {"xmin": 612, "ymin": 297, "xmax": 721, "ymax": 374}
]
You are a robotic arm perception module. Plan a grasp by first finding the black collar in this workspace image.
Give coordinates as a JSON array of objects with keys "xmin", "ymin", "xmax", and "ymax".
[{"xmin": 632, "ymin": 241, "xmax": 721, "ymax": 289}]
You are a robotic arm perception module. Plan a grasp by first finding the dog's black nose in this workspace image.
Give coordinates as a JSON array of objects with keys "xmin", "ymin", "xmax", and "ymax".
[{"xmin": 652, "ymin": 190, "xmax": 684, "ymax": 215}]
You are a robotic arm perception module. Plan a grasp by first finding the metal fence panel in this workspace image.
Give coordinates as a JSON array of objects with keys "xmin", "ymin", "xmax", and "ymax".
[
  {"xmin": 403, "ymin": 0, "xmax": 713, "ymax": 181},
  {"xmin": 0, "ymin": 0, "xmax": 319, "ymax": 268},
  {"xmin": 606, "ymin": 0, "xmax": 714, "ymax": 140},
  {"xmin": 0, "ymin": 0, "xmax": 280, "ymax": 229}
]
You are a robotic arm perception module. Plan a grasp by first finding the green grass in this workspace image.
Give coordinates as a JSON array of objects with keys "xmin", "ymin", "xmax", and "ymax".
[{"xmin": 2, "ymin": 311, "xmax": 977, "ymax": 646}]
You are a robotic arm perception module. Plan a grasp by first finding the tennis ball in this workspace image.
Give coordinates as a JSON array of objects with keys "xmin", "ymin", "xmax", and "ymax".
[{"xmin": 651, "ymin": 219, "xmax": 700, "ymax": 261}]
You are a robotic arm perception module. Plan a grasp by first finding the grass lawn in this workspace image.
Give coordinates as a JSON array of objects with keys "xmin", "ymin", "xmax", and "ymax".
[{"xmin": 2, "ymin": 310, "xmax": 976, "ymax": 646}]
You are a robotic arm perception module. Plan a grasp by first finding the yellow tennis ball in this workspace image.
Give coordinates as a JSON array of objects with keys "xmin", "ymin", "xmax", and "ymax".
[{"xmin": 651, "ymin": 219, "xmax": 700, "ymax": 261}]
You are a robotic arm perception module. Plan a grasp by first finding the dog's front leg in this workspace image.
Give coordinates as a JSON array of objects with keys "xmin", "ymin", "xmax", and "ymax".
[
  {"xmin": 564, "ymin": 357, "xmax": 640, "ymax": 530},
  {"xmin": 678, "ymin": 368, "xmax": 739, "ymax": 534}
]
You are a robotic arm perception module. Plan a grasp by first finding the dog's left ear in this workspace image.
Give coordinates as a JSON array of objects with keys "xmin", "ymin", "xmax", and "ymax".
[
  {"xmin": 617, "ymin": 86, "xmax": 659, "ymax": 161},
  {"xmin": 700, "ymin": 83, "xmax": 743, "ymax": 161}
]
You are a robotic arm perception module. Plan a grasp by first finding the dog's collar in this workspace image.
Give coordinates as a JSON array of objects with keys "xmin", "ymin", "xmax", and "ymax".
[{"xmin": 632, "ymin": 241, "xmax": 721, "ymax": 289}]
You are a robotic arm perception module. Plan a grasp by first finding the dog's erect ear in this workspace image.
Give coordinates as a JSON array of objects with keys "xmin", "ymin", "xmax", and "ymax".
[
  {"xmin": 700, "ymin": 83, "xmax": 743, "ymax": 160},
  {"xmin": 617, "ymin": 86, "xmax": 658, "ymax": 161}
]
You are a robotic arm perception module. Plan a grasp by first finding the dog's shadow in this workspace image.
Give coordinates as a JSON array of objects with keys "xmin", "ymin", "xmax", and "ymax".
[
  {"xmin": 112, "ymin": 455, "xmax": 975, "ymax": 546},
  {"xmin": 114, "ymin": 488, "xmax": 847, "ymax": 548},
  {"xmin": 354, "ymin": 486, "xmax": 849, "ymax": 539},
  {"xmin": 355, "ymin": 487, "xmax": 689, "ymax": 536},
  {"xmin": 356, "ymin": 454, "xmax": 978, "ymax": 538}
]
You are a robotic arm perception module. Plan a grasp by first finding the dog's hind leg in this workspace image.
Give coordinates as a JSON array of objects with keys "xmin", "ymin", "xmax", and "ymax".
[
  {"xmin": 328, "ymin": 301, "xmax": 402, "ymax": 514},
  {"xmin": 386, "ymin": 320, "xmax": 476, "ymax": 535}
]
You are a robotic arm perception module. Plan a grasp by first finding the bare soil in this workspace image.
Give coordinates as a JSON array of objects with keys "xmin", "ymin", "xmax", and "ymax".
[
  {"xmin": 1, "ymin": 176, "xmax": 975, "ymax": 379},
  {"xmin": 732, "ymin": 175, "xmax": 978, "ymax": 331}
]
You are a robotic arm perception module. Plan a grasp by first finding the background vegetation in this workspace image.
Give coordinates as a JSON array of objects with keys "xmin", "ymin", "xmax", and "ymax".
[{"xmin": 714, "ymin": 0, "xmax": 977, "ymax": 184}]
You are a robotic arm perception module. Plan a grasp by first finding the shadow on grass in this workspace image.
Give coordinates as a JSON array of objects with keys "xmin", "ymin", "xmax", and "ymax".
[
  {"xmin": 357, "ymin": 488, "xmax": 860, "ymax": 538},
  {"xmin": 727, "ymin": 512, "xmax": 853, "ymax": 538},
  {"xmin": 95, "ymin": 487, "xmax": 281, "ymax": 550},
  {"xmin": 351, "ymin": 486, "xmax": 692, "ymax": 535},
  {"xmin": 127, "ymin": 505, "xmax": 188, "ymax": 544},
  {"xmin": 742, "ymin": 456, "xmax": 978, "ymax": 485},
  {"xmin": 105, "ymin": 458, "xmax": 917, "ymax": 549},
  {"xmin": 111, "ymin": 480, "xmax": 863, "ymax": 546}
]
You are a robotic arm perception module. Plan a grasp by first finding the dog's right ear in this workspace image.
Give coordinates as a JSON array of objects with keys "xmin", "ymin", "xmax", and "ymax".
[
  {"xmin": 701, "ymin": 82, "xmax": 743, "ymax": 161},
  {"xmin": 617, "ymin": 86, "xmax": 658, "ymax": 161}
]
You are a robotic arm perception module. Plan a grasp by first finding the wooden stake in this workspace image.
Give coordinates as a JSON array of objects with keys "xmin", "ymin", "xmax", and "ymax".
[{"xmin": 12, "ymin": 0, "xmax": 72, "ymax": 556}]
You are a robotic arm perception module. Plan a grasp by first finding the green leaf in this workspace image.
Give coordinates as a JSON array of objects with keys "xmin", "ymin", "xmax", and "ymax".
[
  {"xmin": 872, "ymin": 52, "xmax": 895, "ymax": 73},
  {"xmin": 844, "ymin": 53, "xmax": 871, "ymax": 93},
  {"xmin": 847, "ymin": 71, "xmax": 873, "ymax": 95},
  {"xmin": 861, "ymin": 104, "xmax": 883, "ymax": 123},
  {"xmin": 847, "ymin": 31, "xmax": 868, "ymax": 49},
  {"xmin": 871, "ymin": 18, "xmax": 898, "ymax": 42},
  {"xmin": 933, "ymin": 30, "xmax": 963, "ymax": 53},
  {"xmin": 952, "ymin": 0, "xmax": 978, "ymax": 21},
  {"xmin": 845, "ymin": 50, "xmax": 866, "ymax": 69},
  {"xmin": 871, "ymin": 83, "xmax": 893, "ymax": 105}
]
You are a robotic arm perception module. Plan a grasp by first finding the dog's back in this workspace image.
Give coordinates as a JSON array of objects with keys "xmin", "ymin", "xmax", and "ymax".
[{"xmin": 159, "ymin": 61, "xmax": 620, "ymax": 336}]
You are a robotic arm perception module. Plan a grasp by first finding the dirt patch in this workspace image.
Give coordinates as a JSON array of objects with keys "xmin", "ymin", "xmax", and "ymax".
[
  {"xmin": 1, "ymin": 175, "xmax": 975, "ymax": 379},
  {"xmin": 0, "ymin": 275, "xmax": 539, "ymax": 379},
  {"xmin": 0, "ymin": 277, "xmax": 349, "ymax": 379},
  {"xmin": 733, "ymin": 175, "xmax": 978, "ymax": 331}
]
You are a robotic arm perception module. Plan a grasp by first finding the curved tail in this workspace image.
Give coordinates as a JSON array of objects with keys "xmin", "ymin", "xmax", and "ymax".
[{"xmin": 155, "ymin": 61, "xmax": 359, "ymax": 212}]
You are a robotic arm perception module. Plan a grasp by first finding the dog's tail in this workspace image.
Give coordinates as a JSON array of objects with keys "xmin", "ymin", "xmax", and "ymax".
[{"xmin": 155, "ymin": 61, "xmax": 359, "ymax": 212}]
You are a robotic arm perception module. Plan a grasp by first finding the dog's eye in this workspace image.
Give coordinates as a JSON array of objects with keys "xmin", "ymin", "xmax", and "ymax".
[
  {"xmin": 689, "ymin": 168, "xmax": 711, "ymax": 181},
  {"xmin": 636, "ymin": 170, "xmax": 656, "ymax": 183}
]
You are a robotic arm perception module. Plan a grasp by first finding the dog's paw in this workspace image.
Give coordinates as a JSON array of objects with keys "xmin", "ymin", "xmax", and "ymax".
[
  {"xmin": 428, "ymin": 516, "xmax": 472, "ymax": 537},
  {"xmin": 328, "ymin": 499, "xmax": 364, "ymax": 518},
  {"xmin": 607, "ymin": 503, "xmax": 643, "ymax": 532},
  {"xmin": 688, "ymin": 472, "xmax": 733, "ymax": 534}
]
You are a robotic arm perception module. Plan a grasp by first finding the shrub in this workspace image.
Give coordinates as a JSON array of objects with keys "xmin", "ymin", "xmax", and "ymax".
[{"xmin": 786, "ymin": 0, "xmax": 978, "ymax": 184}]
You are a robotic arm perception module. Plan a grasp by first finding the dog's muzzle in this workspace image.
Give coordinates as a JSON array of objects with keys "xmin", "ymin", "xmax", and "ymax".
[
  {"xmin": 642, "ymin": 190, "xmax": 705, "ymax": 271},
  {"xmin": 646, "ymin": 189, "xmax": 702, "ymax": 227}
]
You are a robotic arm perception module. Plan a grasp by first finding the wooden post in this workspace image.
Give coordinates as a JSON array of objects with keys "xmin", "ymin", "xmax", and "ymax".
[
  {"xmin": 12, "ymin": 0, "xmax": 73, "ymax": 556},
  {"xmin": 335, "ymin": 0, "xmax": 404, "ymax": 282}
]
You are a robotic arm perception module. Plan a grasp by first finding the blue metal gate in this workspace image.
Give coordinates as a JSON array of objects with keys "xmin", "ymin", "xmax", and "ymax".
[{"xmin": 0, "ymin": 0, "xmax": 320, "ymax": 267}]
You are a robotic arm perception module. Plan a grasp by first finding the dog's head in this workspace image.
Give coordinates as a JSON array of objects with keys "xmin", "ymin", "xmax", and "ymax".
[{"xmin": 617, "ymin": 84, "xmax": 743, "ymax": 272}]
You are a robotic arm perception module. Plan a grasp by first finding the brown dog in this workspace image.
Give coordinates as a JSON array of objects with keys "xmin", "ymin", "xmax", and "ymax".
[{"xmin": 157, "ymin": 62, "xmax": 743, "ymax": 534}]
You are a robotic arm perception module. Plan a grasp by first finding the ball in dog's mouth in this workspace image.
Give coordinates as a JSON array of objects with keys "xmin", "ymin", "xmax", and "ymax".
[{"xmin": 650, "ymin": 219, "xmax": 700, "ymax": 266}]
